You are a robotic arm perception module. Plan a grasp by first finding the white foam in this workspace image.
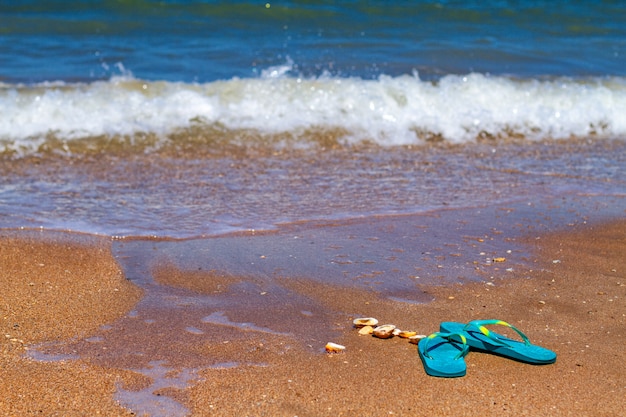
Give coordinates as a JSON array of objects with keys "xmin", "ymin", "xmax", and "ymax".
[{"xmin": 2, "ymin": 73, "xmax": 625, "ymax": 153}]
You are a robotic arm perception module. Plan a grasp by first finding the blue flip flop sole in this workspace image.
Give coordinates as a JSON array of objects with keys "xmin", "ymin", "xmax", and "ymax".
[{"xmin": 418, "ymin": 333, "xmax": 467, "ymax": 378}]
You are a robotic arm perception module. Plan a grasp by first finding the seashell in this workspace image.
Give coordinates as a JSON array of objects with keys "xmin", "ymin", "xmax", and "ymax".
[
  {"xmin": 398, "ymin": 330, "xmax": 418, "ymax": 338},
  {"xmin": 392, "ymin": 328, "xmax": 402, "ymax": 336},
  {"xmin": 358, "ymin": 325, "xmax": 374, "ymax": 335},
  {"xmin": 372, "ymin": 324, "xmax": 396, "ymax": 339},
  {"xmin": 408, "ymin": 334, "xmax": 427, "ymax": 345},
  {"xmin": 353, "ymin": 317, "xmax": 379, "ymax": 328},
  {"xmin": 325, "ymin": 342, "xmax": 346, "ymax": 353}
]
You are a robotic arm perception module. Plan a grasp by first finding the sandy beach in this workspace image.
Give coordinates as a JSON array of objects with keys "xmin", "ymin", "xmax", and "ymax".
[
  {"xmin": 1, "ymin": 215, "xmax": 624, "ymax": 416},
  {"xmin": 0, "ymin": 235, "xmax": 144, "ymax": 416}
]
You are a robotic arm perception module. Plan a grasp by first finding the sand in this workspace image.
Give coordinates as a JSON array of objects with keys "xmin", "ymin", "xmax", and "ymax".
[
  {"xmin": 1, "ymin": 219, "xmax": 624, "ymax": 416},
  {"xmin": 0, "ymin": 234, "xmax": 144, "ymax": 416}
]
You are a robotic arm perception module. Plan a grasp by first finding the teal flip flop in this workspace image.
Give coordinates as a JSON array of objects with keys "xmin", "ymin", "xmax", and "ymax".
[
  {"xmin": 439, "ymin": 320, "xmax": 556, "ymax": 364},
  {"xmin": 418, "ymin": 332, "xmax": 469, "ymax": 378}
]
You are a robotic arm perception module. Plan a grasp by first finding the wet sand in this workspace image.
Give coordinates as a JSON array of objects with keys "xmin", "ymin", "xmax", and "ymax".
[{"xmin": 1, "ymin": 216, "xmax": 624, "ymax": 416}]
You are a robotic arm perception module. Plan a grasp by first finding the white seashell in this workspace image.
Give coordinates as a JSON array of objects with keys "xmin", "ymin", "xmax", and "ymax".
[
  {"xmin": 398, "ymin": 330, "xmax": 418, "ymax": 338},
  {"xmin": 325, "ymin": 342, "xmax": 346, "ymax": 353},
  {"xmin": 372, "ymin": 324, "xmax": 396, "ymax": 339},
  {"xmin": 408, "ymin": 334, "xmax": 427, "ymax": 345},
  {"xmin": 358, "ymin": 325, "xmax": 374, "ymax": 335},
  {"xmin": 353, "ymin": 317, "xmax": 379, "ymax": 328},
  {"xmin": 392, "ymin": 328, "xmax": 402, "ymax": 336}
]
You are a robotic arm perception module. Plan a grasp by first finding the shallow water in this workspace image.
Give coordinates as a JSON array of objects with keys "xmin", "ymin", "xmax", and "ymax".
[
  {"xmin": 114, "ymin": 361, "xmax": 197, "ymax": 417},
  {"xmin": 1, "ymin": 140, "xmax": 624, "ymax": 239}
]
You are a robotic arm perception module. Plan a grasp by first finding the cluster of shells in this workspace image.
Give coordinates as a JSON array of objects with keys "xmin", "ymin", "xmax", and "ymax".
[
  {"xmin": 352, "ymin": 317, "xmax": 426, "ymax": 344},
  {"xmin": 325, "ymin": 317, "xmax": 427, "ymax": 353}
]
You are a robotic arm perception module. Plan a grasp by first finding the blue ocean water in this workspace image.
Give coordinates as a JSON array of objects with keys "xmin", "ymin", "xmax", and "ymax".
[{"xmin": 1, "ymin": 0, "xmax": 625, "ymax": 83}]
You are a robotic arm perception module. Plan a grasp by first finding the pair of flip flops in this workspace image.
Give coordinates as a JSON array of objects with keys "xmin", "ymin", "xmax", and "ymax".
[{"xmin": 418, "ymin": 319, "xmax": 557, "ymax": 378}]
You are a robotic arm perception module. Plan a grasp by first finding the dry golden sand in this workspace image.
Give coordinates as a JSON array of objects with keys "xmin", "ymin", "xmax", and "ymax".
[{"xmin": 1, "ymin": 220, "xmax": 624, "ymax": 416}]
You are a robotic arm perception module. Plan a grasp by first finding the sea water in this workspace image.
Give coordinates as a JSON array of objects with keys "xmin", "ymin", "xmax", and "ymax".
[{"xmin": 1, "ymin": 0, "xmax": 625, "ymax": 238}]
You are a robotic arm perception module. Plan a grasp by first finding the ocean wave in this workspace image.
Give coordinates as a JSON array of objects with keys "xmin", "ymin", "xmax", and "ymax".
[{"xmin": 2, "ymin": 72, "xmax": 625, "ymax": 155}]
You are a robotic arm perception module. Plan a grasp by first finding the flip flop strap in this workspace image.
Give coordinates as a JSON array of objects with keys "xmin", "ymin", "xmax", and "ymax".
[
  {"xmin": 465, "ymin": 319, "xmax": 531, "ymax": 347},
  {"xmin": 422, "ymin": 332, "xmax": 469, "ymax": 360}
]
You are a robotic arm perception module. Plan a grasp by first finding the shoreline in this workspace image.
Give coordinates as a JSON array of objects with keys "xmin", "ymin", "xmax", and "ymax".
[
  {"xmin": 1, "ymin": 211, "xmax": 625, "ymax": 416},
  {"xmin": 2, "ymin": 137, "xmax": 624, "ymax": 241}
]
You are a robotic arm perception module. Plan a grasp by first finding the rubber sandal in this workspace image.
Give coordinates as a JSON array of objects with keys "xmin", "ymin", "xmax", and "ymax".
[
  {"xmin": 418, "ymin": 332, "xmax": 469, "ymax": 378},
  {"xmin": 439, "ymin": 319, "xmax": 556, "ymax": 364}
]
